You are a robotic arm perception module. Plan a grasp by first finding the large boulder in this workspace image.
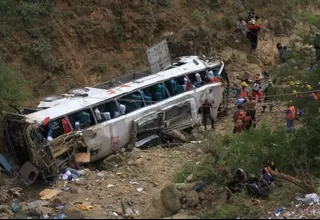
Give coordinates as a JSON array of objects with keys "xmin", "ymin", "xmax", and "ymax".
[
  {"xmin": 160, "ymin": 183, "xmax": 181, "ymax": 213},
  {"xmin": 186, "ymin": 190, "xmax": 199, "ymax": 207},
  {"xmin": 142, "ymin": 183, "xmax": 181, "ymax": 219}
]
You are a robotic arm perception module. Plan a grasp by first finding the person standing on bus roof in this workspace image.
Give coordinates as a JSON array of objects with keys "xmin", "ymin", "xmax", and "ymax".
[{"xmin": 200, "ymin": 99, "xmax": 215, "ymax": 130}]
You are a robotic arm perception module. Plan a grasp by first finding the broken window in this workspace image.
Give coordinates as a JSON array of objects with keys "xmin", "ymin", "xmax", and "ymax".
[
  {"xmin": 68, "ymin": 109, "xmax": 96, "ymax": 130},
  {"xmin": 117, "ymin": 90, "xmax": 145, "ymax": 114},
  {"xmin": 92, "ymin": 100, "xmax": 119, "ymax": 122}
]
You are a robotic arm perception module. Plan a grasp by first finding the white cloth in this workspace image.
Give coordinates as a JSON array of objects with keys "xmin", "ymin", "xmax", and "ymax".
[
  {"xmin": 95, "ymin": 108, "xmax": 102, "ymax": 121},
  {"xmin": 195, "ymin": 73, "xmax": 202, "ymax": 83},
  {"xmin": 237, "ymin": 20, "xmax": 247, "ymax": 30}
]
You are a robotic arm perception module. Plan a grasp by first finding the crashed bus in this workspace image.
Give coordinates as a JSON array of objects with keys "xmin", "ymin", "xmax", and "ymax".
[{"xmin": 3, "ymin": 55, "xmax": 229, "ymax": 183}]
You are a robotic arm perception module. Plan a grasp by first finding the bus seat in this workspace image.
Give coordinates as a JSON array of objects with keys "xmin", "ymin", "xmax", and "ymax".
[
  {"xmin": 169, "ymin": 79, "xmax": 177, "ymax": 95},
  {"xmin": 119, "ymin": 104, "xmax": 126, "ymax": 115},
  {"xmin": 79, "ymin": 111, "xmax": 91, "ymax": 128},
  {"xmin": 176, "ymin": 84, "xmax": 185, "ymax": 94},
  {"xmin": 156, "ymin": 84, "xmax": 165, "ymax": 100},
  {"xmin": 144, "ymin": 94, "xmax": 152, "ymax": 105},
  {"xmin": 94, "ymin": 108, "xmax": 102, "ymax": 122},
  {"xmin": 155, "ymin": 92, "xmax": 162, "ymax": 101},
  {"xmin": 131, "ymin": 94, "xmax": 142, "ymax": 108},
  {"xmin": 101, "ymin": 112, "xmax": 111, "ymax": 121},
  {"xmin": 114, "ymin": 111, "xmax": 121, "ymax": 118}
]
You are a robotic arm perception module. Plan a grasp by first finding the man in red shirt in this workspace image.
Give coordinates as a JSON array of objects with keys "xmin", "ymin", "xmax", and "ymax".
[{"xmin": 247, "ymin": 20, "xmax": 261, "ymax": 52}]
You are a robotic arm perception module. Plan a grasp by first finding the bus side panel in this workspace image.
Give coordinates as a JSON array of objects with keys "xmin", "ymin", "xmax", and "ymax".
[{"xmin": 83, "ymin": 118, "xmax": 130, "ymax": 162}]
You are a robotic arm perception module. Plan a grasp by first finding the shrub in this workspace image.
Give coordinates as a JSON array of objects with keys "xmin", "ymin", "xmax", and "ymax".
[
  {"xmin": 0, "ymin": 61, "xmax": 30, "ymax": 107},
  {"xmin": 110, "ymin": 22, "xmax": 125, "ymax": 44}
]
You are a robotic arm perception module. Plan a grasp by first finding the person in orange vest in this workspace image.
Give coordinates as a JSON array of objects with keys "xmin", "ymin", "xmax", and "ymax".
[
  {"xmin": 285, "ymin": 102, "xmax": 295, "ymax": 131},
  {"xmin": 306, "ymin": 84, "xmax": 319, "ymax": 102},
  {"xmin": 233, "ymin": 108, "xmax": 252, "ymax": 133},
  {"xmin": 237, "ymin": 82, "xmax": 249, "ymax": 102}
]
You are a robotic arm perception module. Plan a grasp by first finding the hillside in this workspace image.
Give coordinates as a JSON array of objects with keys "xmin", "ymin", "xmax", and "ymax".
[{"xmin": 1, "ymin": 0, "xmax": 319, "ymax": 107}]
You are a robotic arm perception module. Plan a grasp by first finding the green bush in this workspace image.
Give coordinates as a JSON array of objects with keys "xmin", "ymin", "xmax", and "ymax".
[
  {"xmin": 110, "ymin": 22, "xmax": 125, "ymax": 44},
  {"xmin": 0, "ymin": 61, "xmax": 30, "ymax": 107},
  {"xmin": 191, "ymin": 9, "xmax": 206, "ymax": 25},
  {"xmin": 24, "ymin": 38, "xmax": 57, "ymax": 72}
]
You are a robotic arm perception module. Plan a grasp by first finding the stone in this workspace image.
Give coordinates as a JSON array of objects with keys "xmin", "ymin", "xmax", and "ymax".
[
  {"xmin": 160, "ymin": 183, "xmax": 181, "ymax": 213},
  {"xmin": 39, "ymin": 207, "xmax": 53, "ymax": 215},
  {"xmin": 198, "ymin": 192, "xmax": 206, "ymax": 200},
  {"xmin": 65, "ymin": 210, "xmax": 85, "ymax": 219},
  {"xmin": 70, "ymin": 187, "xmax": 82, "ymax": 194},
  {"xmin": 28, "ymin": 207, "xmax": 42, "ymax": 216},
  {"xmin": 186, "ymin": 190, "xmax": 199, "ymax": 207},
  {"xmin": 186, "ymin": 174, "xmax": 194, "ymax": 183}
]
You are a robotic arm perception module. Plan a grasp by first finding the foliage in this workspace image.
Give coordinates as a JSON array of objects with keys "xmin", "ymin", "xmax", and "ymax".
[
  {"xmin": 202, "ymin": 204, "xmax": 243, "ymax": 219},
  {"xmin": 24, "ymin": 38, "xmax": 58, "ymax": 72},
  {"xmin": 302, "ymin": 13, "xmax": 320, "ymax": 27},
  {"xmin": 110, "ymin": 22, "xmax": 126, "ymax": 44},
  {"xmin": 191, "ymin": 9, "xmax": 206, "ymax": 25},
  {"xmin": 0, "ymin": 61, "xmax": 30, "ymax": 107}
]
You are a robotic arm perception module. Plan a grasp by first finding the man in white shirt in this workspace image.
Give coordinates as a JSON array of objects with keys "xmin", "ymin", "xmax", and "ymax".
[{"xmin": 237, "ymin": 18, "xmax": 247, "ymax": 37}]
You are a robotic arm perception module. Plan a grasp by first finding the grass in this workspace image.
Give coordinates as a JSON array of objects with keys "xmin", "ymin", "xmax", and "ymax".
[
  {"xmin": 302, "ymin": 13, "xmax": 320, "ymax": 27},
  {"xmin": 201, "ymin": 182, "xmax": 304, "ymax": 219}
]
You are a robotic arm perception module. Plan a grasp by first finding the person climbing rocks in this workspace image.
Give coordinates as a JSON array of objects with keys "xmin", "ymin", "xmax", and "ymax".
[
  {"xmin": 247, "ymin": 8, "xmax": 256, "ymax": 22},
  {"xmin": 285, "ymin": 102, "xmax": 296, "ymax": 131},
  {"xmin": 255, "ymin": 15, "xmax": 262, "ymax": 25},
  {"xmin": 314, "ymin": 32, "xmax": 320, "ymax": 62},
  {"xmin": 247, "ymin": 20, "xmax": 261, "ymax": 52},
  {"xmin": 245, "ymin": 96, "xmax": 257, "ymax": 126},
  {"xmin": 200, "ymin": 99, "xmax": 215, "ymax": 130},
  {"xmin": 237, "ymin": 17, "xmax": 247, "ymax": 37}
]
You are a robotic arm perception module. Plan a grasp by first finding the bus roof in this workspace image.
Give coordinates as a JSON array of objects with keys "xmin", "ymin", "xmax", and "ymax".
[{"xmin": 26, "ymin": 56, "xmax": 222, "ymax": 123}]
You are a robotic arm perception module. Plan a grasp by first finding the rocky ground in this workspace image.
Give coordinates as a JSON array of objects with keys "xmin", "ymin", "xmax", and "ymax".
[{"xmin": 0, "ymin": 102, "xmax": 307, "ymax": 219}]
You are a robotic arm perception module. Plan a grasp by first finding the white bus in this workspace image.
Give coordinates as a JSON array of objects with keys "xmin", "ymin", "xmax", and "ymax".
[{"xmin": 3, "ymin": 55, "xmax": 229, "ymax": 182}]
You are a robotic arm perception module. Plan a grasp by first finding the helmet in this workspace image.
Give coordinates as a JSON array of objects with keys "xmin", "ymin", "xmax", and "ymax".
[
  {"xmin": 292, "ymin": 90, "xmax": 297, "ymax": 95},
  {"xmin": 241, "ymin": 82, "xmax": 247, "ymax": 87},
  {"xmin": 289, "ymin": 81, "xmax": 295, "ymax": 86},
  {"xmin": 307, "ymin": 84, "xmax": 312, "ymax": 90},
  {"xmin": 238, "ymin": 111, "xmax": 245, "ymax": 117}
]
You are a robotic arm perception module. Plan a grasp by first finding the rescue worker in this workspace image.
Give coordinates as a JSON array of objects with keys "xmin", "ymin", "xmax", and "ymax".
[
  {"xmin": 247, "ymin": 8, "xmax": 256, "ymax": 22},
  {"xmin": 306, "ymin": 84, "xmax": 319, "ymax": 102},
  {"xmin": 245, "ymin": 96, "xmax": 257, "ymax": 126},
  {"xmin": 233, "ymin": 110, "xmax": 252, "ymax": 133},
  {"xmin": 285, "ymin": 102, "xmax": 296, "ymax": 131},
  {"xmin": 314, "ymin": 31, "xmax": 320, "ymax": 61},
  {"xmin": 200, "ymin": 99, "xmax": 215, "ymax": 130},
  {"xmin": 247, "ymin": 20, "xmax": 261, "ymax": 52},
  {"xmin": 237, "ymin": 82, "xmax": 249, "ymax": 102}
]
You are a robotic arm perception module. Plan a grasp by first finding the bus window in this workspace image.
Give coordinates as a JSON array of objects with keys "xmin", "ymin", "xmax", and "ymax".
[
  {"xmin": 68, "ymin": 109, "xmax": 95, "ymax": 130},
  {"xmin": 93, "ymin": 100, "xmax": 119, "ymax": 122},
  {"xmin": 44, "ymin": 117, "xmax": 71, "ymax": 142},
  {"xmin": 187, "ymin": 71, "xmax": 209, "ymax": 88},
  {"xmin": 142, "ymin": 83, "xmax": 168, "ymax": 104},
  {"xmin": 117, "ymin": 91, "xmax": 145, "ymax": 114},
  {"xmin": 164, "ymin": 76, "xmax": 190, "ymax": 96}
]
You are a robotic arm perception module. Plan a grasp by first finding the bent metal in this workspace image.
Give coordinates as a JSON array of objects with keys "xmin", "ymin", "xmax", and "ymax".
[{"xmin": 2, "ymin": 55, "xmax": 229, "ymax": 184}]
